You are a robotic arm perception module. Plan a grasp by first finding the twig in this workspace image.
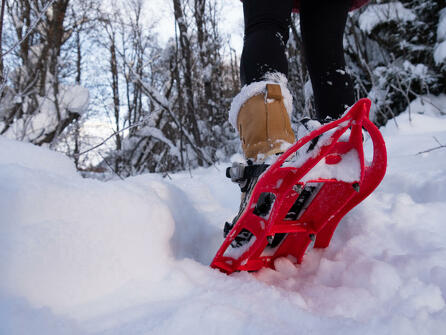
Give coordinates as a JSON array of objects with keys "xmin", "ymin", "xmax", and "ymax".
[
  {"xmin": 130, "ymin": 67, "xmax": 214, "ymax": 166},
  {"xmin": 74, "ymin": 115, "xmax": 151, "ymax": 157},
  {"xmin": 416, "ymin": 137, "xmax": 446, "ymax": 155},
  {"xmin": 418, "ymin": 97, "xmax": 445, "ymax": 116},
  {"xmin": 162, "ymin": 172, "xmax": 172, "ymax": 180},
  {"xmin": 98, "ymin": 152, "xmax": 124, "ymax": 180},
  {"xmin": 416, "ymin": 145, "xmax": 446, "ymax": 155},
  {"xmin": 433, "ymin": 136, "xmax": 443, "ymax": 147}
]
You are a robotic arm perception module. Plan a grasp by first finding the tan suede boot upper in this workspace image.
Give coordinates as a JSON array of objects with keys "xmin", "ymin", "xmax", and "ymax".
[{"xmin": 237, "ymin": 84, "xmax": 295, "ymax": 160}]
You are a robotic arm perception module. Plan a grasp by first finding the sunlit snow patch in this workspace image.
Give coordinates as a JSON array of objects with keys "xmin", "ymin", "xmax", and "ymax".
[{"xmin": 300, "ymin": 149, "xmax": 360, "ymax": 183}]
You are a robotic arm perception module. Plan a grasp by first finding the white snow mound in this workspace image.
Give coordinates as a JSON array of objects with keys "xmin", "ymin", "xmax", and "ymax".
[
  {"xmin": 359, "ymin": 2, "xmax": 416, "ymax": 34},
  {"xmin": 1, "ymin": 94, "xmax": 446, "ymax": 334}
]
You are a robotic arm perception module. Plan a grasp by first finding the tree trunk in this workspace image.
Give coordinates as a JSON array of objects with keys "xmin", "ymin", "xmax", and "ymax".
[{"xmin": 172, "ymin": 0, "xmax": 203, "ymax": 165}]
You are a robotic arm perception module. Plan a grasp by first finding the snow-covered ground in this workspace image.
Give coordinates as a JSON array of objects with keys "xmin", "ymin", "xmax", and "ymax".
[{"xmin": 1, "ymin": 95, "xmax": 446, "ymax": 335}]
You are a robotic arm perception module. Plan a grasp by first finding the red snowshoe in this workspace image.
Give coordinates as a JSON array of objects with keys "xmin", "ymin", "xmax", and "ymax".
[{"xmin": 211, "ymin": 98, "xmax": 387, "ymax": 274}]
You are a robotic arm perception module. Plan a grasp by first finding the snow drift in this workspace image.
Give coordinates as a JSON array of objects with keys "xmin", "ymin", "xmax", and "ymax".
[{"xmin": 1, "ymin": 95, "xmax": 446, "ymax": 334}]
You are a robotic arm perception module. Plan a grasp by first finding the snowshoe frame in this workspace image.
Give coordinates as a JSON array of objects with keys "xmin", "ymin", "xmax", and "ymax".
[{"xmin": 211, "ymin": 99, "xmax": 387, "ymax": 274}]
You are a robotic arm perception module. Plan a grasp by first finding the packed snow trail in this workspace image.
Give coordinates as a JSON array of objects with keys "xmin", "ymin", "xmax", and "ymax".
[{"xmin": 1, "ymin": 95, "xmax": 446, "ymax": 334}]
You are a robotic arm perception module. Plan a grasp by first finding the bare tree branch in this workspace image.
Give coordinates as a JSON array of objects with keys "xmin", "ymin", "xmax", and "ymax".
[
  {"xmin": 1, "ymin": 0, "xmax": 57, "ymax": 58},
  {"xmin": 417, "ymin": 137, "xmax": 446, "ymax": 155}
]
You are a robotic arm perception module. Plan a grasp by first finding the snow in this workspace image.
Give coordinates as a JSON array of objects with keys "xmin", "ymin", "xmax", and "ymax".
[
  {"xmin": 0, "ymin": 136, "xmax": 78, "ymax": 178},
  {"xmin": 286, "ymin": 121, "xmax": 347, "ymax": 171},
  {"xmin": 1, "ymin": 84, "xmax": 89, "ymax": 143},
  {"xmin": 282, "ymin": 122, "xmax": 362, "ymax": 183},
  {"xmin": 1, "ymin": 94, "xmax": 446, "ymax": 334},
  {"xmin": 137, "ymin": 126, "xmax": 182, "ymax": 159},
  {"xmin": 434, "ymin": 41, "xmax": 446, "ymax": 65},
  {"xmin": 223, "ymin": 236, "xmax": 257, "ymax": 259},
  {"xmin": 359, "ymin": 2, "xmax": 417, "ymax": 34},
  {"xmin": 300, "ymin": 149, "xmax": 361, "ymax": 183},
  {"xmin": 434, "ymin": 9, "xmax": 446, "ymax": 65},
  {"xmin": 62, "ymin": 85, "xmax": 90, "ymax": 114},
  {"xmin": 438, "ymin": 8, "xmax": 446, "ymax": 42}
]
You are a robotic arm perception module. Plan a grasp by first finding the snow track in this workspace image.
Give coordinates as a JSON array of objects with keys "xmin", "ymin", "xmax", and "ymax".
[{"xmin": 1, "ymin": 95, "xmax": 446, "ymax": 334}]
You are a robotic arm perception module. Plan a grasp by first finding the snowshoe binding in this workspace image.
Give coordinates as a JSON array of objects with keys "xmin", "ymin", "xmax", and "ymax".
[{"xmin": 223, "ymin": 160, "xmax": 269, "ymax": 248}]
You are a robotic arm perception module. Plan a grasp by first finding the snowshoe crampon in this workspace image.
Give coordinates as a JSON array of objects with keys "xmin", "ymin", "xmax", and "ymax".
[{"xmin": 211, "ymin": 98, "xmax": 387, "ymax": 274}]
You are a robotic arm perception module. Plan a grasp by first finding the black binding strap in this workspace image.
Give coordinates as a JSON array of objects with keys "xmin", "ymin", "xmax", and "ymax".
[{"xmin": 226, "ymin": 162, "xmax": 269, "ymax": 182}]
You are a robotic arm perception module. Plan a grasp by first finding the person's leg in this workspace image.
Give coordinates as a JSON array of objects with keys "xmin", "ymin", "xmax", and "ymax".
[
  {"xmin": 300, "ymin": 0, "xmax": 354, "ymax": 121},
  {"xmin": 228, "ymin": 0, "xmax": 295, "ymax": 163},
  {"xmin": 240, "ymin": 0, "xmax": 294, "ymax": 86},
  {"xmin": 227, "ymin": 1, "xmax": 296, "ymax": 246}
]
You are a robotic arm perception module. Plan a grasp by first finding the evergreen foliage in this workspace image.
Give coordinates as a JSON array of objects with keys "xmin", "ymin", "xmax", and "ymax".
[{"xmin": 345, "ymin": 0, "xmax": 445, "ymax": 124}]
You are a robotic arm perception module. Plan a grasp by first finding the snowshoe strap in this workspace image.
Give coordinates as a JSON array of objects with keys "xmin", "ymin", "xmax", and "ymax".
[{"xmin": 226, "ymin": 162, "xmax": 269, "ymax": 184}]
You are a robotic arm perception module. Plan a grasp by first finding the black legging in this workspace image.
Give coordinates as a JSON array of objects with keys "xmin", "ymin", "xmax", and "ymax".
[{"xmin": 240, "ymin": 0, "xmax": 354, "ymax": 121}]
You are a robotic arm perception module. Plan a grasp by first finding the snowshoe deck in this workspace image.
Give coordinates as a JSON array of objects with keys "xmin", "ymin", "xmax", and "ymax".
[{"xmin": 211, "ymin": 99, "xmax": 387, "ymax": 274}]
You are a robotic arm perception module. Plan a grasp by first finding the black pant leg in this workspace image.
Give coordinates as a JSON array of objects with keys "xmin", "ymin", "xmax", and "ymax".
[
  {"xmin": 300, "ymin": 0, "xmax": 354, "ymax": 120},
  {"xmin": 240, "ymin": 0, "xmax": 294, "ymax": 86}
]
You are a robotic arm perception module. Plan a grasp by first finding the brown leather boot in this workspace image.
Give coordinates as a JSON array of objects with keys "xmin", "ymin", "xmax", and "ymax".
[
  {"xmin": 237, "ymin": 84, "xmax": 295, "ymax": 161},
  {"xmin": 224, "ymin": 84, "xmax": 296, "ymax": 247}
]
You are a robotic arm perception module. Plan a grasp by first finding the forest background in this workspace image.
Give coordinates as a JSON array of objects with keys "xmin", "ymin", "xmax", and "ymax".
[{"xmin": 0, "ymin": 0, "xmax": 444, "ymax": 178}]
